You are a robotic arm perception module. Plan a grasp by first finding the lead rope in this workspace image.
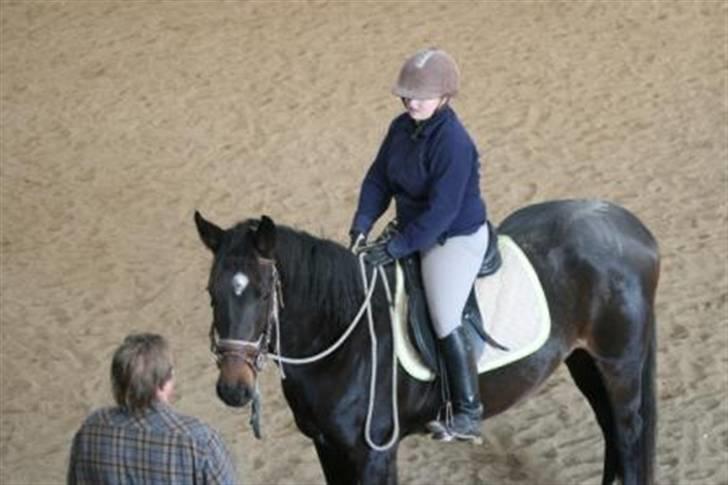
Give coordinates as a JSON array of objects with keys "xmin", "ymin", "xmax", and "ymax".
[
  {"xmin": 270, "ymin": 266, "xmax": 285, "ymax": 379},
  {"xmin": 266, "ymin": 255, "xmax": 400, "ymax": 451},
  {"xmin": 268, "ymin": 262, "xmax": 378, "ymax": 367},
  {"xmin": 363, "ymin": 261, "xmax": 400, "ymax": 451}
]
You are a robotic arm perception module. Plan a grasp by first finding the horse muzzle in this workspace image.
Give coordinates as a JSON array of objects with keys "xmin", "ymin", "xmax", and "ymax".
[
  {"xmin": 215, "ymin": 353, "xmax": 259, "ymax": 407},
  {"xmin": 216, "ymin": 378, "xmax": 255, "ymax": 407}
]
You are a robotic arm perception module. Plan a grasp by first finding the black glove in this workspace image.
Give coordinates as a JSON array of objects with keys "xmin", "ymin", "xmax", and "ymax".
[
  {"xmin": 363, "ymin": 244, "xmax": 395, "ymax": 267},
  {"xmin": 349, "ymin": 231, "xmax": 366, "ymax": 252}
]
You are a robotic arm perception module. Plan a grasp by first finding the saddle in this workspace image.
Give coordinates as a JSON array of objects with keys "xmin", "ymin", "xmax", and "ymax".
[{"xmin": 400, "ymin": 222, "xmax": 507, "ymax": 373}]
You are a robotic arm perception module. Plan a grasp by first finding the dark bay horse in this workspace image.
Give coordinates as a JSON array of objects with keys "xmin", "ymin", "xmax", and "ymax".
[{"xmin": 194, "ymin": 199, "xmax": 659, "ymax": 485}]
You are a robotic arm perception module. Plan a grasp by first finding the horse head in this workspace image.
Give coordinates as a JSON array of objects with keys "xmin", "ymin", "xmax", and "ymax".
[{"xmin": 195, "ymin": 211, "xmax": 278, "ymax": 408}]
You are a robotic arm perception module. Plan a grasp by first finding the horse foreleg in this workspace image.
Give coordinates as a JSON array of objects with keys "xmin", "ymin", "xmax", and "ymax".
[
  {"xmin": 313, "ymin": 439, "xmax": 357, "ymax": 485},
  {"xmin": 358, "ymin": 447, "xmax": 399, "ymax": 485}
]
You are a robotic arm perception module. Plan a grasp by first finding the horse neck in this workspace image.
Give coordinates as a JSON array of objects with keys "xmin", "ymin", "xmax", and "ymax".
[{"xmin": 273, "ymin": 227, "xmax": 367, "ymax": 354}]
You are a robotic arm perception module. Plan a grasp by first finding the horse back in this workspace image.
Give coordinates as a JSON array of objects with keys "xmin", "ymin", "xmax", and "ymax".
[
  {"xmin": 498, "ymin": 199, "xmax": 660, "ymax": 356},
  {"xmin": 499, "ymin": 199, "xmax": 658, "ymax": 272}
]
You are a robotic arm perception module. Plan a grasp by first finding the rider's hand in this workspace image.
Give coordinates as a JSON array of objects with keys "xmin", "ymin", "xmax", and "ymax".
[
  {"xmin": 349, "ymin": 231, "xmax": 366, "ymax": 253},
  {"xmin": 363, "ymin": 244, "xmax": 394, "ymax": 267}
]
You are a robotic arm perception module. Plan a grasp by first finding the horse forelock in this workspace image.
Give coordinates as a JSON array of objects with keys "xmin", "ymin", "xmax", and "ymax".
[{"xmin": 209, "ymin": 220, "xmax": 258, "ymax": 287}]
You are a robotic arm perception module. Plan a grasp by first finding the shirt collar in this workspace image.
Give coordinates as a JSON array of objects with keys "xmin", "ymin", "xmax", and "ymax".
[{"xmin": 119, "ymin": 400, "xmax": 171, "ymax": 419}]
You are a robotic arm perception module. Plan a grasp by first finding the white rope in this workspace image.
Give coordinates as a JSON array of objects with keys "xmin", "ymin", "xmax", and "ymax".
[
  {"xmin": 265, "ymin": 253, "xmax": 401, "ymax": 451},
  {"xmin": 267, "ymin": 261, "xmax": 378, "ymax": 365},
  {"xmin": 363, "ymin": 263, "xmax": 400, "ymax": 451}
]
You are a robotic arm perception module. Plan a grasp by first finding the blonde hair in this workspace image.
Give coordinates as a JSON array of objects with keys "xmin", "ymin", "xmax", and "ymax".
[{"xmin": 111, "ymin": 333, "xmax": 173, "ymax": 414}]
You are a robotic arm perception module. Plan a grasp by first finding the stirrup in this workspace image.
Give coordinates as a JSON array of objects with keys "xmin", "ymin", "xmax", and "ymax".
[
  {"xmin": 426, "ymin": 419, "xmax": 454, "ymax": 442},
  {"xmin": 432, "ymin": 429, "xmax": 454, "ymax": 442},
  {"xmin": 426, "ymin": 419, "xmax": 482, "ymax": 444},
  {"xmin": 449, "ymin": 427, "xmax": 483, "ymax": 445},
  {"xmin": 427, "ymin": 403, "xmax": 457, "ymax": 442}
]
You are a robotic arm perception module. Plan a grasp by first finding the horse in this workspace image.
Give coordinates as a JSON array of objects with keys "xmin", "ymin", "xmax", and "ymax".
[{"xmin": 194, "ymin": 199, "xmax": 659, "ymax": 485}]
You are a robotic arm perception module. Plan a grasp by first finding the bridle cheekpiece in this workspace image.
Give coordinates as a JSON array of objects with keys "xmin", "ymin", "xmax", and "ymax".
[{"xmin": 209, "ymin": 257, "xmax": 282, "ymax": 374}]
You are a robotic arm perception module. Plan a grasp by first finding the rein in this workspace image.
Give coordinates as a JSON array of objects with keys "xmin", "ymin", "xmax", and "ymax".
[{"xmin": 209, "ymin": 253, "xmax": 401, "ymax": 451}]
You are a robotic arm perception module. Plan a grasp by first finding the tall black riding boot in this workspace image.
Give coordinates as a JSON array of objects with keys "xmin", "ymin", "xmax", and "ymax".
[{"xmin": 439, "ymin": 326, "xmax": 483, "ymax": 442}]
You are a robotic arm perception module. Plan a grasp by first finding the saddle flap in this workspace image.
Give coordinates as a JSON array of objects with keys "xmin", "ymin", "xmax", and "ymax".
[
  {"xmin": 478, "ymin": 221, "xmax": 502, "ymax": 277},
  {"xmin": 401, "ymin": 256, "xmax": 439, "ymax": 371},
  {"xmin": 392, "ymin": 235, "xmax": 552, "ymax": 382},
  {"xmin": 401, "ymin": 254, "xmax": 505, "ymax": 374}
]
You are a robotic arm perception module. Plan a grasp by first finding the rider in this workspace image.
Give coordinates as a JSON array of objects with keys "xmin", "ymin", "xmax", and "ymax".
[{"xmin": 349, "ymin": 47, "xmax": 489, "ymax": 442}]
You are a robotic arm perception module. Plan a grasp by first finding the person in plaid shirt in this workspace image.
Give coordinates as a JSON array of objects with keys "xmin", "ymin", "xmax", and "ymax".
[{"xmin": 67, "ymin": 333, "xmax": 238, "ymax": 484}]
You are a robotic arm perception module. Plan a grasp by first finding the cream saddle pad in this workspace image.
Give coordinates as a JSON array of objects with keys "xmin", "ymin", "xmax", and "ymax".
[{"xmin": 392, "ymin": 235, "xmax": 551, "ymax": 381}]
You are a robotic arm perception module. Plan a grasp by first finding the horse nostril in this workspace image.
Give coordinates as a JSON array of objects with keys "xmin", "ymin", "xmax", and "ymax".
[{"xmin": 216, "ymin": 381, "xmax": 252, "ymax": 407}]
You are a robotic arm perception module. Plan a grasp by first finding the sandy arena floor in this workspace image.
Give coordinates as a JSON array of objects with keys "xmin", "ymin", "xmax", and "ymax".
[{"xmin": 1, "ymin": 1, "xmax": 726, "ymax": 484}]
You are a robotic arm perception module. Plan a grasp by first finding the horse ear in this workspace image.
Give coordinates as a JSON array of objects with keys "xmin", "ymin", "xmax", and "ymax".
[
  {"xmin": 254, "ymin": 215, "xmax": 277, "ymax": 258},
  {"xmin": 194, "ymin": 210, "xmax": 224, "ymax": 253}
]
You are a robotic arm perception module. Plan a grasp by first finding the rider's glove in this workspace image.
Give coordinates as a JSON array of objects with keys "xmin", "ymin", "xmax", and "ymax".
[{"xmin": 363, "ymin": 243, "xmax": 395, "ymax": 267}]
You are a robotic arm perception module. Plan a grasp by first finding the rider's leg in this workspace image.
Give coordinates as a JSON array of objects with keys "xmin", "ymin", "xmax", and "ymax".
[
  {"xmin": 421, "ymin": 224, "xmax": 488, "ymax": 442},
  {"xmin": 439, "ymin": 325, "xmax": 482, "ymax": 440}
]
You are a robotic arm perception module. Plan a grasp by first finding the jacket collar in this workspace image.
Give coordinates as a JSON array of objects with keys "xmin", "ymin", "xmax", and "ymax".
[{"xmin": 408, "ymin": 105, "xmax": 453, "ymax": 139}]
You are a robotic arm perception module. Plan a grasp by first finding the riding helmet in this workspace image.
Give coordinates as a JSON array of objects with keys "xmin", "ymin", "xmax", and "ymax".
[{"xmin": 392, "ymin": 48, "xmax": 460, "ymax": 100}]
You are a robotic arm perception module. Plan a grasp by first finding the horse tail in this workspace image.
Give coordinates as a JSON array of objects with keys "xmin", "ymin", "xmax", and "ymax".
[
  {"xmin": 640, "ymin": 309, "xmax": 657, "ymax": 484},
  {"xmin": 640, "ymin": 233, "xmax": 660, "ymax": 485}
]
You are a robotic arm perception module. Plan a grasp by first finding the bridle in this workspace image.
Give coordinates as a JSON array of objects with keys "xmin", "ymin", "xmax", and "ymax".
[
  {"xmin": 206, "ymin": 249, "xmax": 401, "ymax": 451},
  {"xmin": 209, "ymin": 257, "xmax": 282, "ymax": 374}
]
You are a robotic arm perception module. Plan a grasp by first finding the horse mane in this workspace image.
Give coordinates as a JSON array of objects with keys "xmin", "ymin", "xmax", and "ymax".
[
  {"xmin": 275, "ymin": 224, "xmax": 371, "ymax": 324},
  {"xmin": 231, "ymin": 220, "xmax": 372, "ymax": 326}
]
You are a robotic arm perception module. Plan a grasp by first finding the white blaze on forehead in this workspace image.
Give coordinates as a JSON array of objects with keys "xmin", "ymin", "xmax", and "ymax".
[{"xmin": 232, "ymin": 272, "xmax": 249, "ymax": 296}]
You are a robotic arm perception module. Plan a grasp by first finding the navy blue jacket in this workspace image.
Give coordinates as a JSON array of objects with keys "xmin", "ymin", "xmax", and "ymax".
[{"xmin": 351, "ymin": 106, "xmax": 487, "ymax": 259}]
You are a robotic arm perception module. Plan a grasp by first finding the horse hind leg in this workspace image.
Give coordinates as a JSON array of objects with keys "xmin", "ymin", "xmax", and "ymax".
[
  {"xmin": 583, "ymin": 291, "xmax": 657, "ymax": 485},
  {"xmin": 565, "ymin": 348, "xmax": 620, "ymax": 484}
]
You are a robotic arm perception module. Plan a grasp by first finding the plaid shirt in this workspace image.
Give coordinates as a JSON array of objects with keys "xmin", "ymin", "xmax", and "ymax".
[{"xmin": 68, "ymin": 402, "xmax": 237, "ymax": 485}]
